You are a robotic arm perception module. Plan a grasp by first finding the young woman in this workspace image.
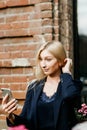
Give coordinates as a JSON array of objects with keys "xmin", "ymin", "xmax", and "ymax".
[{"xmin": 1, "ymin": 41, "xmax": 82, "ymax": 130}]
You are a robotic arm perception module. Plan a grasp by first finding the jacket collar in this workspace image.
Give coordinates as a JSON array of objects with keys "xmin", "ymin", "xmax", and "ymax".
[{"xmin": 30, "ymin": 78, "xmax": 46, "ymax": 129}]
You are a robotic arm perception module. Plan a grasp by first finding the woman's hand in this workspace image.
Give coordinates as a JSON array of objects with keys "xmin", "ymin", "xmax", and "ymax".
[
  {"xmin": 1, "ymin": 94, "xmax": 18, "ymax": 117},
  {"xmin": 62, "ymin": 58, "xmax": 72, "ymax": 74}
]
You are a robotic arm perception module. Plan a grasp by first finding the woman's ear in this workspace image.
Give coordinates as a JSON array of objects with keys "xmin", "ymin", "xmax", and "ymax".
[
  {"xmin": 59, "ymin": 59, "xmax": 66, "ymax": 67},
  {"xmin": 58, "ymin": 61, "xmax": 63, "ymax": 68}
]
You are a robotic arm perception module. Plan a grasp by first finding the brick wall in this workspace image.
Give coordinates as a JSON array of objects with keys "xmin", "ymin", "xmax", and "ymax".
[
  {"xmin": 0, "ymin": 0, "xmax": 73, "ymax": 123},
  {"xmin": 0, "ymin": 0, "xmax": 59, "ymax": 121},
  {"xmin": 59, "ymin": 0, "xmax": 73, "ymax": 58}
]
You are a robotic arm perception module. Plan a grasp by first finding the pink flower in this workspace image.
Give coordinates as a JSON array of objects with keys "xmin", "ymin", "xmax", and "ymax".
[
  {"xmin": 75, "ymin": 103, "xmax": 87, "ymax": 122},
  {"xmin": 78, "ymin": 103, "xmax": 87, "ymax": 116}
]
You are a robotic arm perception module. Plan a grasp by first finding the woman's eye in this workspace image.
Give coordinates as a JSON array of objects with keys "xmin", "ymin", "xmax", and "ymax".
[{"xmin": 46, "ymin": 58, "xmax": 52, "ymax": 61}]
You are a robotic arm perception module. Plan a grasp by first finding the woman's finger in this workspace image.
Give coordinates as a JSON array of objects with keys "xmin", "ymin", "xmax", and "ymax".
[
  {"xmin": 5, "ymin": 100, "xmax": 18, "ymax": 112},
  {"xmin": 2, "ymin": 94, "xmax": 9, "ymax": 105},
  {"xmin": 8, "ymin": 104, "xmax": 18, "ymax": 114}
]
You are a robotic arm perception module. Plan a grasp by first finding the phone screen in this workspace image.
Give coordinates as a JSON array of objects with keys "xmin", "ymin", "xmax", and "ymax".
[{"xmin": 1, "ymin": 88, "xmax": 13, "ymax": 101}]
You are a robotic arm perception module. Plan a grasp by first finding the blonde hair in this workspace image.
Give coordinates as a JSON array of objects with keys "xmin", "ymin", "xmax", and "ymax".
[{"xmin": 35, "ymin": 41, "xmax": 66, "ymax": 80}]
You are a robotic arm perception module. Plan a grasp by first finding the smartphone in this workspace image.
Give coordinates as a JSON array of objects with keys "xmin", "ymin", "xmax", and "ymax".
[{"xmin": 1, "ymin": 88, "xmax": 13, "ymax": 101}]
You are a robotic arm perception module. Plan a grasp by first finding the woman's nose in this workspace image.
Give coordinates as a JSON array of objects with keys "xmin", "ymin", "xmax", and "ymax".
[
  {"xmin": 42, "ymin": 64, "xmax": 46, "ymax": 68},
  {"xmin": 42, "ymin": 61, "xmax": 46, "ymax": 68}
]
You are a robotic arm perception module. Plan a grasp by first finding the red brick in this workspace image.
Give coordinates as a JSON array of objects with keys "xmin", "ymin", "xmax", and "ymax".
[
  {"xmin": 29, "ymin": 59, "xmax": 36, "ymax": 66},
  {"xmin": 10, "ymin": 51, "xmax": 22, "ymax": 59},
  {"xmin": 12, "ymin": 91, "xmax": 26, "ymax": 99},
  {"xmin": 29, "ymin": 20, "xmax": 41, "ymax": 28},
  {"xmin": 41, "ymin": 11, "xmax": 52, "ymax": 18},
  {"xmin": 0, "ymin": 0, "xmax": 6, "ymax": 9},
  {"xmin": 2, "ymin": 60, "xmax": 12, "ymax": 67},
  {"xmin": 6, "ymin": 0, "xmax": 40, "ymax": 7},
  {"xmin": 0, "ymin": 17, "xmax": 5, "ymax": 23},
  {"xmin": 23, "ymin": 67, "xmax": 33, "ymax": 75},
  {"xmin": 3, "ymin": 75, "xmax": 33, "ymax": 83},
  {"xmin": 42, "ymin": 19, "xmax": 52, "ymax": 26},
  {"xmin": 22, "ymin": 51, "xmax": 35, "ymax": 58},
  {"xmin": 7, "ymin": 0, "xmax": 29, "ymax": 7},
  {"xmin": 29, "ymin": 0, "xmax": 40, "ymax": 4},
  {"xmin": 0, "ymin": 37, "xmax": 33, "ymax": 45},
  {"xmin": 54, "ymin": 0, "xmax": 59, "ymax": 2},
  {"xmin": 9, "ymin": 22, "xmax": 30, "ymax": 30},
  {"xmin": 0, "ymin": 45, "xmax": 4, "ymax": 51},
  {"xmin": 0, "ymin": 84, "xmax": 10, "ymax": 89},
  {"xmin": 11, "ymin": 68, "xmax": 23, "ymax": 74},
  {"xmin": 5, "ymin": 29, "xmax": 30, "ymax": 37},
  {"xmin": 5, "ymin": 44, "xmax": 38, "ymax": 52},
  {"xmin": 10, "ymin": 83, "xmax": 27, "ymax": 91},
  {"xmin": 6, "ymin": 14, "xmax": 30, "ymax": 23},
  {"xmin": 0, "ymin": 23, "xmax": 11, "ymax": 30},
  {"xmin": 30, "ymin": 28, "xmax": 42, "ymax": 35},
  {"xmin": 0, "ymin": 77, "xmax": 3, "ymax": 83},
  {"xmin": 29, "ymin": 12, "xmax": 41, "ymax": 19},
  {"xmin": 0, "ymin": 31, "xmax": 5, "ymax": 38},
  {"xmin": 0, "ymin": 61, "xmax": 3, "ymax": 67},
  {"xmin": 0, "ymin": 52, "xmax": 10, "ymax": 59},
  {"xmin": 40, "ymin": 2, "xmax": 52, "ymax": 11},
  {"xmin": 6, "ymin": 6, "xmax": 34, "ymax": 14},
  {"xmin": 0, "ymin": 68, "xmax": 11, "ymax": 75},
  {"xmin": 42, "ymin": 26, "xmax": 52, "ymax": 33}
]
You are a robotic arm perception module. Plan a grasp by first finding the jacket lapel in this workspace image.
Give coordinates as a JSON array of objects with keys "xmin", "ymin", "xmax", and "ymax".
[
  {"xmin": 54, "ymin": 82, "xmax": 63, "ymax": 127},
  {"xmin": 30, "ymin": 79, "xmax": 45, "ymax": 129}
]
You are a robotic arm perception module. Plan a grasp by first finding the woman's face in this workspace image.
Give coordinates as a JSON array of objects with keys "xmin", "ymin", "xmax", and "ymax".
[{"xmin": 39, "ymin": 49, "xmax": 61, "ymax": 76}]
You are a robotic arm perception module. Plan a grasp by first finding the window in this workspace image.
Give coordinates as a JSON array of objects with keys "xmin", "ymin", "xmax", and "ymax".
[{"xmin": 77, "ymin": 0, "xmax": 87, "ymax": 103}]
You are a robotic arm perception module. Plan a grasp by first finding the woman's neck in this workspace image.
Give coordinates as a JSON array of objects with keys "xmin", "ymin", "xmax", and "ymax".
[
  {"xmin": 43, "ymin": 75, "xmax": 60, "ymax": 97},
  {"xmin": 47, "ymin": 75, "xmax": 60, "ymax": 83},
  {"xmin": 43, "ymin": 71, "xmax": 61, "ymax": 97}
]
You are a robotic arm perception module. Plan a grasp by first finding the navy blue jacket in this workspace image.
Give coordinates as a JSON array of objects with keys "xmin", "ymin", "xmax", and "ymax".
[{"xmin": 7, "ymin": 73, "xmax": 82, "ymax": 130}]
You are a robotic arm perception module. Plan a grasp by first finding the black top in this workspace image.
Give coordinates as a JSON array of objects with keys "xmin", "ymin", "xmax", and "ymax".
[{"xmin": 37, "ymin": 92, "xmax": 57, "ymax": 130}]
